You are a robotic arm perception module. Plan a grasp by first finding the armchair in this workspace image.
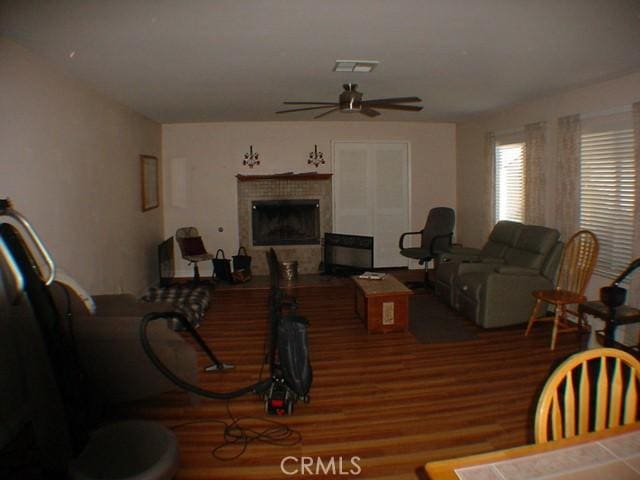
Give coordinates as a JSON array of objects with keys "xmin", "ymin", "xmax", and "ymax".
[
  {"xmin": 399, "ymin": 207, "xmax": 455, "ymax": 288},
  {"xmin": 435, "ymin": 220, "xmax": 522, "ymax": 306},
  {"xmin": 50, "ymin": 283, "xmax": 199, "ymax": 404},
  {"xmin": 453, "ymin": 225, "xmax": 562, "ymax": 328}
]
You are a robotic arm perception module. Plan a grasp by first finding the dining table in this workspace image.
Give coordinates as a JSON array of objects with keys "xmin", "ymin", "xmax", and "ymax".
[{"xmin": 425, "ymin": 422, "xmax": 640, "ymax": 479}]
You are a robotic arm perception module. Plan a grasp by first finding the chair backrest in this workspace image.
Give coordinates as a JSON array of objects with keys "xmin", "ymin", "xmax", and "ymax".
[
  {"xmin": 175, "ymin": 227, "xmax": 201, "ymax": 258},
  {"xmin": 175, "ymin": 226, "xmax": 199, "ymax": 240},
  {"xmin": 534, "ymin": 347, "xmax": 640, "ymax": 443},
  {"xmin": 421, "ymin": 207, "xmax": 455, "ymax": 255},
  {"xmin": 480, "ymin": 220, "xmax": 522, "ymax": 259},
  {"xmin": 555, "ymin": 230, "xmax": 599, "ymax": 295},
  {"xmin": 503, "ymin": 225, "xmax": 560, "ymax": 270}
]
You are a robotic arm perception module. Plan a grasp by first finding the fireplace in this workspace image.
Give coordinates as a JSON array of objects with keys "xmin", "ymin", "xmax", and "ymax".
[
  {"xmin": 237, "ymin": 173, "xmax": 332, "ymax": 274},
  {"xmin": 252, "ymin": 199, "xmax": 320, "ymax": 246}
]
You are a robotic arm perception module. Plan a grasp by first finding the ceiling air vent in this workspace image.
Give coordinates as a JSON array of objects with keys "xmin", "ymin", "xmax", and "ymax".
[{"xmin": 333, "ymin": 60, "xmax": 379, "ymax": 73}]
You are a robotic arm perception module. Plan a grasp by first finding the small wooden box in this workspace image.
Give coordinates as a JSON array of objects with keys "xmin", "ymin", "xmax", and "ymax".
[{"xmin": 353, "ymin": 275, "xmax": 413, "ymax": 333}]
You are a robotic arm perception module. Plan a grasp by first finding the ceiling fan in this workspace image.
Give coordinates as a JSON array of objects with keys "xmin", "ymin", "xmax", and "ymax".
[{"xmin": 276, "ymin": 83, "xmax": 423, "ymax": 119}]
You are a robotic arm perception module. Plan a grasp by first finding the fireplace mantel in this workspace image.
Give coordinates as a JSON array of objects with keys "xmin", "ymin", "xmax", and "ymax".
[{"xmin": 236, "ymin": 172, "xmax": 332, "ymax": 182}]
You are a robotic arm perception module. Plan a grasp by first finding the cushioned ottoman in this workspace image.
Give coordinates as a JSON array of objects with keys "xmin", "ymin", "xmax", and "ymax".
[{"xmin": 141, "ymin": 285, "xmax": 211, "ymax": 330}]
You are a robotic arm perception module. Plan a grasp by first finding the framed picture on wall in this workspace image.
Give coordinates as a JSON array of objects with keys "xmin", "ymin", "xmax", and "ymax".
[{"xmin": 140, "ymin": 154, "xmax": 159, "ymax": 211}]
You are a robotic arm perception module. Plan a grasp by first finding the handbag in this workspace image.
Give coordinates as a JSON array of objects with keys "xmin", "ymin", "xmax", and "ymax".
[
  {"xmin": 213, "ymin": 249, "xmax": 232, "ymax": 283},
  {"xmin": 232, "ymin": 246, "xmax": 252, "ymax": 273}
]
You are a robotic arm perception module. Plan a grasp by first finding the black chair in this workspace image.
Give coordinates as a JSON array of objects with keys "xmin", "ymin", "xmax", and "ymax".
[
  {"xmin": 399, "ymin": 207, "xmax": 455, "ymax": 288},
  {"xmin": 175, "ymin": 226, "xmax": 214, "ymax": 284}
]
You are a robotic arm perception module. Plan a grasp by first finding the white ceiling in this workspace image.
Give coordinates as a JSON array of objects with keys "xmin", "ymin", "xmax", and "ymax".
[{"xmin": 2, "ymin": 0, "xmax": 640, "ymax": 123}]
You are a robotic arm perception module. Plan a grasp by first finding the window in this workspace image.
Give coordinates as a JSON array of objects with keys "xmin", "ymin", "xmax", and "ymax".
[
  {"xmin": 495, "ymin": 141, "xmax": 525, "ymax": 222},
  {"xmin": 580, "ymin": 118, "xmax": 635, "ymax": 279}
]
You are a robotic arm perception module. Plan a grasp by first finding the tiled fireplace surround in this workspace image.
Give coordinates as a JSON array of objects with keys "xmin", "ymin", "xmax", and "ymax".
[{"xmin": 237, "ymin": 174, "xmax": 332, "ymax": 275}]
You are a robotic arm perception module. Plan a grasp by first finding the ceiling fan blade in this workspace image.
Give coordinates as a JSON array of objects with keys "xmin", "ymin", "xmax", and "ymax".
[
  {"xmin": 276, "ymin": 105, "xmax": 337, "ymax": 114},
  {"xmin": 314, "ymin": 108, "xmax": 340, "ymax": 119},
  {"xmin": 283, "ymin": 101, "xmax": 338, "ymax": 105},
  {"xmin": 369, "ymin": 104, "xmax": 424, "ymax": 112},
  {"xmin": 360, "ymin": 108, "xmax": 381, "ymax": 117},
  {"xmin": 362, "ymin": 96, "xmax": 422, "ymax": 105}
]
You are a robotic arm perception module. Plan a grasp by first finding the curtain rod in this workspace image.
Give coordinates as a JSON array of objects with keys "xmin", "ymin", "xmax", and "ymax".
[
  {"xmin": 579, "ymin": 104, "xmax": 631, "ymax": 120},
  {"xmin": 493, "ymin": 126, "xmax": 524, "ymax": 137}
]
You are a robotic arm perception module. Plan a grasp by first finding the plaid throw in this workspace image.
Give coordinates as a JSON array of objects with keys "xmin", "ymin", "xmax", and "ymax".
[{"xmin": 141, "ymin": 285, "xmax": 210, "ymax": 330}]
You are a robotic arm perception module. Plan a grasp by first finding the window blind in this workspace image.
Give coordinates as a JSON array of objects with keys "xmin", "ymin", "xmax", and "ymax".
[
  {"xmin": 580, "ymin": 128, "xmax": 635, "ymax": 279},
  {"xmin": 495, "ymin": 142, "xmax": 525, "ymax": 223}
]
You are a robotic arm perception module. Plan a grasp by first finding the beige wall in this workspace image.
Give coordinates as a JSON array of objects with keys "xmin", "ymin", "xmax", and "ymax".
[
  {"xmin": 162, "ymin": 121, "xmax": 456, "ymax": 277},
  {"xmin": 457, "ymin": 71, "xmax": 640, "ymax": 248},
  {"xmin": 0, "ymin": 38, "xmax": 163, "ymax": 295},
  {"xmin": 456, "ymin": 71, "xmax": 640, "ymax": 339}
]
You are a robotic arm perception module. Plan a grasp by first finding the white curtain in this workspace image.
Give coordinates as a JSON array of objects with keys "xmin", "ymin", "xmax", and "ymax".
[
  {"xmin": 631, "ymin": 102, "xmax": 640, "ymax": 305},
  {"xmin": 524, "ymin": 121, "xmax": 547, "ymax": 225},
  {"xmin": 555, "ymin": 114, "xmax": 581, "ymax": 241},
  {"xmin": 485, "ymin": 131, "xmax": 496, "ymax": 235}
]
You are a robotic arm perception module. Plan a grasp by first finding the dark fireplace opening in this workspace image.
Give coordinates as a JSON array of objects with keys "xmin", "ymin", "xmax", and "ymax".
[{"xmin": 252, "ymin": 199, "xmax": 320, "ymax": 246}]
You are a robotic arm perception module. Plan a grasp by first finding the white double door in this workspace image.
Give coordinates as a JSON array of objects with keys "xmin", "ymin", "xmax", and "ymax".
[{"xmin": 333, "ymin": 141, "xmax": 410, "ymax": 268}]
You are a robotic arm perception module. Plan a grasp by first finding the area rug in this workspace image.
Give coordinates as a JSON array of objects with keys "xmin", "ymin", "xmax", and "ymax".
[{"xmin": 409, "ymin": 293, "xmax": 478, "ymax": 343}]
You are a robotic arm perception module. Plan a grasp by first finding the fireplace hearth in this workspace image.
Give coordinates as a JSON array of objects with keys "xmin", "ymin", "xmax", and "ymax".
[{"xmin": 252, "ymin": 199, "xmax": 320, "ymax": 246}]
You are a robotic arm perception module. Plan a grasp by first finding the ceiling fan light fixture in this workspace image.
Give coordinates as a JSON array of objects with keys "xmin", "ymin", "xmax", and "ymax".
[
  {"xmin": 277, "ymin": 83, "xmax": 421, "ymax": 119},
  {"xmin": 333, "ymin": 60, "xmax": 379, "ymax": 73}
]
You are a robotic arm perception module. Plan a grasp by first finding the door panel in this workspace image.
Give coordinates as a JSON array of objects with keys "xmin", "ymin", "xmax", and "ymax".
[
  {"xmin": 334, "ymin": 143, "xmax": 372, "ymax": 236},
  {"xmin": 373, "ymin": 144, "xmax": 409, "ymax": 267},
  {"xmin": 333, "ymin": 142, "xmax": 409, "ymax": 268}
]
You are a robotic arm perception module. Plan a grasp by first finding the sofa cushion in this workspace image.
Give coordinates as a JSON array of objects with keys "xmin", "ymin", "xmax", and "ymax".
[
  {"xmin": 503, "ymin": 225, "xmax": 559, "ymax": 270},
  {"xmin": 481, "ymin": 221, "xmax": 522, "ymax": 258}
]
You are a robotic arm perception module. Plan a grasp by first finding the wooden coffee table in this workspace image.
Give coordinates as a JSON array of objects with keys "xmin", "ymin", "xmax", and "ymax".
[{"xmin": 352, "ymin": 274, "xmax": 413, "ymax": 333}]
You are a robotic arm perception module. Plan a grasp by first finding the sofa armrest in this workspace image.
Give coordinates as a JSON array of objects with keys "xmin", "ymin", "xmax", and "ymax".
[
  {"xmin": 456, "ymin": 262, "xmax": 503, "ymax": 275},
  {"xmin": 93, "ymin": 294, "xmax": 175, "ymax": 318},
  {"xmin": 478, "ymin": 272, "xmax": 555, "ymax": 328},
  {"xmin": 481, "ymin": 257, "xmax": 505, "ymax": 264},
  {"xmin": 439, "ymin": 251, "xmax": 482, "ymax": 263},
  {"xmin": 448, "ymin": 246, "xmax": 482, "ymax": 256},
  {"xmin": 495, "ymin": 266, "xmax": 539, "ymax": 276}
]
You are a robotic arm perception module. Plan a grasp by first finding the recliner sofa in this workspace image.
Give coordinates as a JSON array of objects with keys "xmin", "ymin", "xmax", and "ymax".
[
  {"xmin": 436, "ymin": 223, "xmax": 563, "ymax": 329},
  {"xmin": 455, "ymin": 225, "xmax": 562, "ymax": 328},
  {"xmin": 435, "ymin": 220, "xmax": 522, "ymax": 306}
]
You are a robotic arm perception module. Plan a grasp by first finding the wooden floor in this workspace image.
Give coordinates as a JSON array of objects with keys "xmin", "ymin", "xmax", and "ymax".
[{"xmin": 122, "ymin": 276, "xmax": 586, "ymax": 479}]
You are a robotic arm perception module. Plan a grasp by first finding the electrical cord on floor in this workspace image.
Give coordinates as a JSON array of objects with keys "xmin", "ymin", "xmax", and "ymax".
[{"xmin": 169, "ymin": 400, "xmax": 302, "ymax": 461}]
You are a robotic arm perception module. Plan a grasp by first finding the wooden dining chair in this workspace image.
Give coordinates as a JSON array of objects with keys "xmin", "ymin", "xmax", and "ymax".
[
  {"xmin": 534, "ymin": 347, "xmax": 640, "ymax": 443},
  {"xmin": 525, "ymin": 230, "xmax": 599, "ymax": 350}
]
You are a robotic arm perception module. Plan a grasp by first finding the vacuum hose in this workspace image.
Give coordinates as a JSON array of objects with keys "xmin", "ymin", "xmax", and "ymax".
[{"xmin": 140, "ymin": 312, "xmax": 272, "ymax": 400}]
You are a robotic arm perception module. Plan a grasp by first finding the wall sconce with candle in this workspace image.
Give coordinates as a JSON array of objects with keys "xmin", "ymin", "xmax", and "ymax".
[
  {"xmin": 243, "ymin": 145, "xmax": 260, "ymax": 168},
  {"xmin": 308, "ymin": 145, "xmax": 324, "ymax": 167}
]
